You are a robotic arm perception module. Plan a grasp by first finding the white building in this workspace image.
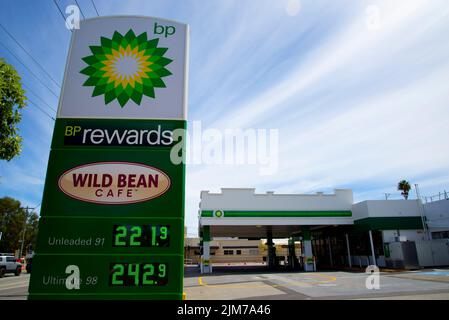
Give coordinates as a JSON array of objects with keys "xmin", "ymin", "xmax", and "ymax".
[
  {"xmin": 424, "ymin": 198, "xmax": 449, "ymax": 238},
  {"xmin": 198, "ymin": 188, "xmax": 449, "ymax": 273}
]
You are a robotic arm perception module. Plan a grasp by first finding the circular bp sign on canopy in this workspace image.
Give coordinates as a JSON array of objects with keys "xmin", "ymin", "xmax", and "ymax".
[
  {"xmin": 28, "ymin": 16, "xmax": 189, "ymax": 300},
  {"xmin": 214, "ymin": 210, "xmax": 224, "ymax": 218}
]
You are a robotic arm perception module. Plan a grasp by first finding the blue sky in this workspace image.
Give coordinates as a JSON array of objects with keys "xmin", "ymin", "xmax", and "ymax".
[{"xmin": 1, "ymin": 0, "xmax": 449, "ymax": 236}]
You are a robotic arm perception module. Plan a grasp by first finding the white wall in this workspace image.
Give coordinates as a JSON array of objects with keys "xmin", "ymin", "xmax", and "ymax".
[
  {"xmin": 351, "ymin": 201, "xmax": 369, "ymax": 220},
  {"xmin": 200, "ymin": 188, "xmax": 353, "ymax": 211},
  {"xmin": 352, "ymin": 200, "xmax": 421, "ymax": 220},
  {"xmin": 424, "ymin": 199, "xmax": 449, "ymax": 232},
  {"xmin": 382, "ymin": 230, "xmax": 426, "ymax": 243}
]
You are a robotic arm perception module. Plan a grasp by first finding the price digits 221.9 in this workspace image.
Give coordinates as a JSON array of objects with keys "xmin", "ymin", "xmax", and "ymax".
[{"xmin": 112, "ymin": 225, "xmax": 170, "ymax": 247}]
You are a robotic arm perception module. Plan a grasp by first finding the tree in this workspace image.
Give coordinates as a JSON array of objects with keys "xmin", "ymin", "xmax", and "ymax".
[
  {"xmin": 24, "ymin": 211, "xmax": 39, "ymax": 253},
  {"xmin": 0, "ymin": 197, "xmax": 24, "ymax": 253},
  {"xmin": 0, "ymin": 197, "xmax": 38, "ymax": 254},
  {"xmin": 0, "ymin": 58, "xmax": 27, "ymax": 161},
  {"xmin": 398, "ymin": 180, "xmax": 412, "ymax": 200}
]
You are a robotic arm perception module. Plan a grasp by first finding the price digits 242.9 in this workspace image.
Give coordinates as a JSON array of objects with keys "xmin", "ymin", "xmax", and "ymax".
[{"xmin": 110, "ymin": 263, "xmax": 168, "ymax": 286}]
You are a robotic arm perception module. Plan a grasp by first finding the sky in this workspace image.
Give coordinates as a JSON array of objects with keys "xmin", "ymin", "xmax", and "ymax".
[{"xmin": 1, "ymin": 0, "xmax": 449, "ymax": 236}]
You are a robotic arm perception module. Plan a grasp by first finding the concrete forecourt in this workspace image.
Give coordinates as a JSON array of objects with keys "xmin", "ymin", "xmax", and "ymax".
[{"xmin": 2, "ymin": 268, "xmax": 449, "ymax": 300}]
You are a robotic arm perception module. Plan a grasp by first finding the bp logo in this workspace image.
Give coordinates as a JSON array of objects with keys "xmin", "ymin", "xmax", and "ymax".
[
  {"xmin": 214, "ymin": 210, "xmax": 224, "ymax": 218},
  {"xmin": 80, "ymin": 29, "xmax": 173, "ymax": 107}
]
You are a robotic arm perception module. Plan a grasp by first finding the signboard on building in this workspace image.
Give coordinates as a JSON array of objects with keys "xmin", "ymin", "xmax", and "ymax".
[{"xmin": 28, "ymin": 16, "xmax": 188, "ymax": 300}]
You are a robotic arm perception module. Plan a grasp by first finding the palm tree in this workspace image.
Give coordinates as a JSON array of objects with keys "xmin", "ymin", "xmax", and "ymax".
[{"xmin": 398, "ymin": 180, "xmax": 412, "ymax": 200}]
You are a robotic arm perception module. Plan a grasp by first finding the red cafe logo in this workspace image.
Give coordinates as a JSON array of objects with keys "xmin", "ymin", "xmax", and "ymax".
[{"xmin": 58, "ymin": 162, "xmax": 170, "ymax": 204}]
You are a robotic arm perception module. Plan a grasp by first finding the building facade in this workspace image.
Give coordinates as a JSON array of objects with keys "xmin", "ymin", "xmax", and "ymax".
[
  {"xmin": 184, "ymin": 238, "xmax": 262, "ymax": 265},
  {"xmin": 197, "ymin": 188, "xmax": 449, "ymax": 273},
  {"xmin": 424, "ymin": 198, "xmax": 449, "ymax": 239}
]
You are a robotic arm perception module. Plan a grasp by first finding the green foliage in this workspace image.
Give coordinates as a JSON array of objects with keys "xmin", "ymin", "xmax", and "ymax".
[
  {"xmin": 0, "ymin": 197, "xmax": 38, "ymax": 254},
  {"xmin": 398, "ymin": 180, "xmax": 412, "ymax": 200},
  {"xmin": 0, "ymin": 58, "xmax": 27, "ymax": 161},
  {"xmin": 24, "ymin": 211, "xmax": 39, "ymax": 253}
]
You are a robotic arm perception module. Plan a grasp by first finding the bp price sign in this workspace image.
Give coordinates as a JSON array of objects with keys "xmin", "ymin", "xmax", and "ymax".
[{"xmin": 28, "ymin": 16, "xmax": 189, "ymax": 300}]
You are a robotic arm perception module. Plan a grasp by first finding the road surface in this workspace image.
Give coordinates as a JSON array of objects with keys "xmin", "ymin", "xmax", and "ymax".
[{"xmin": 0, "ymin": 273, "xmax": 29, "ymax": 300}]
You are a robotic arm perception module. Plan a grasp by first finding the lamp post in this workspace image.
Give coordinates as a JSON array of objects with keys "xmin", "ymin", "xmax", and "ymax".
[
  {"xmin": 414, "ymin": 184, "xmax": 430, "ymax": 240},
  {"xmin": 18, "ymin": 206, "xmax": 33, "ymax": 259}
]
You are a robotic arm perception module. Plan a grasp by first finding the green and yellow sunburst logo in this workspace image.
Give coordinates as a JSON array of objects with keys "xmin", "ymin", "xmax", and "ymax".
[{"xmin": 80, "ymin": 29, "xmax": 173, "ymax": 107}]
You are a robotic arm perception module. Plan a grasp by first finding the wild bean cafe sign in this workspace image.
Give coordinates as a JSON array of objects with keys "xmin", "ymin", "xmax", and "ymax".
[
  {"xmin": 58, "ymin": 162, "xmax": 171, "ymax": 204},
  {"xmin": 28, "ymin": 17, "xmax": 188, "ymax": 300}
]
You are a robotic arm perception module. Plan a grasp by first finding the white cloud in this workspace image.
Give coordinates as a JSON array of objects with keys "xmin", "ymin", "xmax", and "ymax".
[{"xmin": 182, "ymin": 0, "xmax": 449, "ymax": 234}]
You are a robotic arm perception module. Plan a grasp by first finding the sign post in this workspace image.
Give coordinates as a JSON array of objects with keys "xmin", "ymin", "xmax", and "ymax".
[{"xmin": 28, "ymin": 16, "xmax": 189, "ymax": 300}]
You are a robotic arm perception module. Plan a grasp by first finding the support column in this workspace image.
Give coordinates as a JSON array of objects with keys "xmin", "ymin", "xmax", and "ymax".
[
  {"xmin": 287, "ymin": 238, "xmax": 298, "ymax": 270},
  {"xmin": 302, "ymin": 227, "xmax": 314, "ymax": 272},
  {"xmin": 345, "ymin": 233, "xmax": 352, "ymax": 268},
  {"xmin": 267, "ymin": 229, "xmax": 275, "ymax": 270},
  {"xmin": 368, "ymin": 230, "xmax": 376, "ymax": 266},
  {"xmin": 327, "ymin": 236, "xmax": 333, "ymax": 267},
  {"xmin": 200, "ymin": 226, "xmax": 212, "ymax": 274}
]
